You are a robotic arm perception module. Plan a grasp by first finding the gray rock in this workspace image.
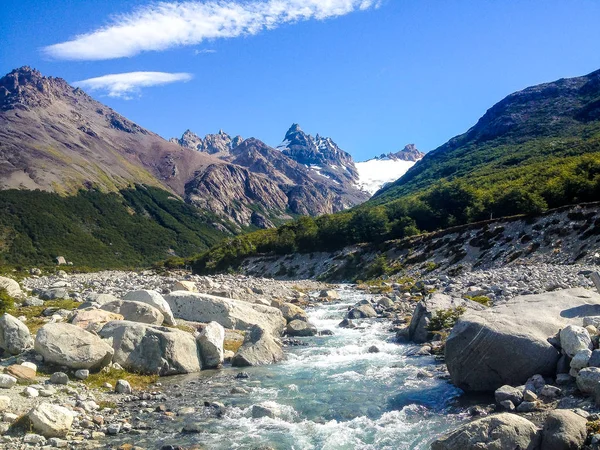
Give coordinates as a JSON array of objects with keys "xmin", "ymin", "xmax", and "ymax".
[
  {"xmin": 285, "ymin": 320, "xmax": 317, "ymax": 337},
  {"xmin": 28, "ymin": 403, "xmax": 73, "ymax": 438},
  {"xmin": 0, "ymin": 313, "xmax": 33, "ymax": 355},
  {"xmin": 74, "ymin": 369, "xmax": 89, "ymax": 380},
  {"xmin": 251, "ymin": 404, "xmax": 280, "ymax": 419},
  {"xmin": 523, "ymin": 390, "xmax": 538, "ymax": 402},
  {"xmin": 0, "ymin": 277, "xmax": 22, "ymax": 298},
  {"xmin": 99, "ymin": 320, "xmax": 201, "ymax": 375},
  {"xmin": 499, "ymin": 400, "xmax": 515, "ymax": 411},
  {"xmin": 576, "ymin": 367, "xmax": 600, "ymax": 401},
  {"xmin": 0, "ymin": 375, "xmax": 16, "ymax": 389},
  {"xmin": 588, "ymin": 349, "xmax": 600, "ymax": 368},
  {"xmin": 122, "ymin": 290, "xmax": 176, "ymax": 326},
  {"xmin": 570, "ymin": 349, "xmax": 592, "ymax": 370},
  {"xmin": 101, "ymin": 300, "xmax": 164, "ymax": 325},
  {"xmin": 516, "ymin": 401, "xmax": 537, "ymax": 412},
  {"xmin": 197, "ymin": 321, "xmax": 225, "ymax": 369},
  {"xmin": 541, "ymin": 410, "xmax": 587, "ymax": 450},
  {"xmin": 164, "ymin": 292, "xmax": 286, "ymax": 336},
  {"xmin": 319, "ymin": 290, "xmax": 339, "ymax": 300},
  {"xmin": 85, "ymin": 293, "xmax": 120, "ymax": 306},
  {"xmin": 347, "ymin": 303, "xmax": 377, "ymax": 319},
  {"xmin": 24, "ymin": 297, "xmax": 44, "ymax": 307},
  {"xmin": 431, "ymin": 413, "xmax": 540, "ymax": 450},
  {"xmin": 445, "ymin": 288, "xmax": 600, "ymax": 392},
  {"xmin": 279, "ymin": 303, "xmax": 308, "ymax": 323},
  {"xmin": 540, "ymin": 385, "xmax": 562, "ymax": 398},
  {"xmin": 34, "ymin": 323, "xmax": 114, "ymax": 370},
  {"xmin": 49, "ymin": 372, "xmax": 69, "ymax": 385},
  {"xmin": 494, "ymin": 385, "xmax": 523, "ymax": 405},
  {"xmin": 409, "ymin": 293, "xmax": 484, "ymax": 344},
  {"xmin": 560, "ymin": 325, "xmax": 592, "ymax": 358},
  {"xmin": 231, "ymin": 325, "xmax": 284, "ymax": 367},
  {"xmin": 115, "ymin": 380, "xmax": 132, "ymax": 394}
]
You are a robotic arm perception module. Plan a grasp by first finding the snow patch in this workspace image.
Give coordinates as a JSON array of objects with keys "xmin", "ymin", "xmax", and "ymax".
[{"xmin": 355, "ymin": 159, "xmax": 417, "ymax": 195}]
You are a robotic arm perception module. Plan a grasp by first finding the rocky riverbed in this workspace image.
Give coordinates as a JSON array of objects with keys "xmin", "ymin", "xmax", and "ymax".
[{"xmin": 1, "ymin": 264, "xmax": 600, "ymax": 449}]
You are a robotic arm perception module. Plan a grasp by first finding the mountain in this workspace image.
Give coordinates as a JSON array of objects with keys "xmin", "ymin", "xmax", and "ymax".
[
  {"xmin": 355, "ymin": 144, "xmax": 424, "ymax": 195},
  {"xmin": 373, "ymin": 68, "xmax": 600, "ymax": 204},
  {"xmin": 170, "ymin": 126, "xmax": 370, "ymax": 225},
  {"xmin": 191, "ymin": 68, "xmax": 600, "ymax": 274}
]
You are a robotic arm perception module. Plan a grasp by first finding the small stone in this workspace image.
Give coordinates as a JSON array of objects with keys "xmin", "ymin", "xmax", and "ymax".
[
  {"xmin": 586, "ymin": 325, "xmax": 598, "ymax": 336},
  {"xmin": 589, "ymin": 349, "xmax": 600, "ymax": 368},
  {"xmin": 91, "ymin": 431, "xmax": 106, "ymax": 439},
  {"xmin": 251, "ymin": 404, "xmax": 279, "ymax": 419},
  {"xmin": 50, "ymin": 372, "xmax": 69, "ymax": 385},
  {"xmin": 74, "ymin": 369, "xmax": 89, "ymax": 380},
  {"xmin": 0, "ymin": 397, "xmax": 10, "ymax": 412},
  {"xmin": 7, "ymin": 364, "xmax": 36, "ymax": 381},
  {"xmin": 22, "ymin": 386, "xmax": 39, "ymax": 398},
  {"xmin": 236, "ymin": 372, "xmax": 250, "ymax": 379},
  {"xmin": 540, "ymin": 385, "xmax": 562, "ymax": 398},
  {"xmin": 523, "ymin": 390, "xmax": 538, "ymax": 402},
  {"xmin": 115, "ymin": 380, "xmax": 132, "ymax": 394},
  {"xmin": 499, "ymin": 400, "xmax": 515, "ymax": 411},
  {"xmin": 182, "ymin": 422, "xmax": 202, "ymax": 433},
  {"xmin": 3, "ymin": 413, "xmax": 18, "ymax": 422},
  {"xmin": 368, "ymin": 345, "xmax": 380, "ymax": 354},
  {"xmin": 21, "ymin": 362, "xmax": 37, "ymax": 371},
  {"xmin": 494, "ymin": 385, "xmax": 523, "ymax": 405},
  {"xmin": 0, "ymin": 375, "xmax": 17, "ymax": 389},
  {"xmin": 107, "ymin": 423, "xmax": 121, "ymax": 435},
  {"xmin": 103, "ymin": 382, "xmax": 113, "ymax": 389},
  {"xmin": 48, "ymin": 437, "xmax": 68, "ymax": 448},
  {"xmin": 570, "ymin": 349, "xmax": 592, "ymax": 370},
  {"xmin": 231, "ymin": 387, "xmax": 248, "ymax": 394},
  {"xmin": 516, "ymin": 401, "xmax": 537, "ymax": 412},
  {"xmin": 39, "ymin": 389, "xmax": 55, "ymax": 397},
  {"xmin": 24, "ymin": 434, "xmax": 46, "ymax": 445}
]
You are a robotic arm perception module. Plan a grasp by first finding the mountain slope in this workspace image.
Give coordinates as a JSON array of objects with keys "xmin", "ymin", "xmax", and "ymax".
[
  {"xmin": 190, "ymin": 68, "xmax": 600, "ymax": 274},
  {"xmin": 373, "ymin": 69, "xmax": 600, "ymax": 205}
]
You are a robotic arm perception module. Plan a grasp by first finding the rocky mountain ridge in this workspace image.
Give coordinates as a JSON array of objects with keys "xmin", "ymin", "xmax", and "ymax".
[
  {"xmin": 371, "ymin": 144, "xmax": 424, "ymax": 162},
  {"xmin": 0, "ymin": 67, "xmax": 369, "ymax": 230}
]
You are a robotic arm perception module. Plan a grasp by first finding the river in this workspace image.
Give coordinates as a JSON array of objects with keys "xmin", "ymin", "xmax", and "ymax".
[{"xmin": 106, "ymin": 287, "xmax": 468, "ymax": 449}]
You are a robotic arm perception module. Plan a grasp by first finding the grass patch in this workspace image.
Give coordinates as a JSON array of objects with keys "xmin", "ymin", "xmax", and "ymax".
[
  {"xmin": 224, "ymin": 330, "xmax": 245, "ymax": 353},
  {"xmin": 17, "ymin": 299, "xmax": 80, "ymax": 335},
  {"xmin": 84, "ymin": 369, "xmax": 158, "ymax": 391},
  {"xmin": 0, "ymin": 288, "xmax": 15, "ymax": 315},
  {"xmin": 465, "ymin": 295, "xmax": 492, "ymax": 307}
]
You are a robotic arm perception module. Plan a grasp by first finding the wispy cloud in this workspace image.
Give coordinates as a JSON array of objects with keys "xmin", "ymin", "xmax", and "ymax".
[
  {"xmin": 194, "ymin": 49, "xmax": 217, "ymax": 55},
  {"xmin": 74, "ymin": 71, "xmax": 193, "ymax": 99},
  {"xmin": 44, "ymin": 0, "xmax": 382, "ymax": 61}
]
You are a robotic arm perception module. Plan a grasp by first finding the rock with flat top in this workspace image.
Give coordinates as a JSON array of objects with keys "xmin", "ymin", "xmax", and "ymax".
[
  {"xmin": 431, "ymin": 413, "xmax": 540, "ymax": 450},
  {"xmin": 35, "ymin": 323, "xmax": 114, "ymax": 371},
  {"xmin": 445, "ymin": 288, "xmax": 600, "ymax": 392},
  {"xmin": 123, "ymin": 290, "xmax": 176, "ymax": 326},
  {"xmin": 100, "ymin": 300, "xmax": 164, "ymax": 325}
]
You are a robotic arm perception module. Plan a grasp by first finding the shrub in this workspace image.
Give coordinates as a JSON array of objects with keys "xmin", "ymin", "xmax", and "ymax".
[{"xmin": 427, "ymin": 306, "xmax": 466, "ymax": 332}]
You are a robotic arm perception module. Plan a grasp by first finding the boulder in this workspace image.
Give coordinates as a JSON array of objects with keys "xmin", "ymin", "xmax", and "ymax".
[
  {"xmin": 347, "ymin": 304, "xmax": 377, "ymax": 319},
  {"xmin": 0, "ymin": 276, "xmax": 22, "ymax": 298},
  {"xmin": 85, "ymin": 293, "xmax": 121, "ymax": 306},
  {"xmin": 34, "ymin": 323, "xmax": 114, "ymax": 371},
  {"xmin": 0, "ymin": 375, "xmax": 17, "ymax": 388},
  {"xmin": 431, "ymin": 413, "xmax": 540, "ymax": 450},
  {"xmin": 576, "ymin": 367, "xmax": 600, "ymax": 401},
  {"xmin": 494, "ymin": 385, "xmax": 523, "ymax": 405},
  {"xmin": 99, "ymin": 321, "xmax": 201, "ymax": 375},
  {"xmin": 69, "ymin": 309, "xmax": 123, "ymax": 332},
  {"xmin": 122, "ymin": 290, "xmax": 176, "ymax": 326},
  {"xmin": 445, "ymin": 288, "xmax": 600, "ymax": 392},
  {"xmin": 0, "ymin": 313, "xmax": 33, "ymax": 355},
  {"xmin": 541, "ymin": 410, "xmax": 587, "ymax": 450},
  {"xmin": 319, "ymin": 290, "xmax": 340, "ymax": 300},
  {"xmin": 279, "ymin": 303, "xmax": 308, "ymax": 323},
  {"xmin": 231, "ymin": 325, "xmax": 284, "ymax": 367},
  {"xmin": 6, "ymin": 364, "xmax": 36, "ymax": 381},
  {"xmin": 197, "ymin": 322, "xmax": 225, "ymax": 369},
  {"xmin": 560, "ymin": 325, "xmax": 592, "ymax": 358},
  {"xmin": 173, "ymin": 281, "xmax": 197, "ymax": 292},
  {"xmin": 286, "ymin": 320, "xmax": 317, "ymax": 337},
  {"xmin": 409, "ymin": 293, "xmax": 484, "ymax": 344},
  {"xmin": 100, "ymin": 301, "xmax": 164, "ymax": 325},
  {"xmin": 164, "ymin": 292, "xmax": 286, "ymax": 336},
  {"xmin": 28, "ymin": 403, "xmax": 73, "ymax": 438}
]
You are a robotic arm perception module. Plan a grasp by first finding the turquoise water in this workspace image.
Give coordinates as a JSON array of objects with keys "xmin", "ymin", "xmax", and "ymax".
[{"xmin": 107, "ymin": 288, "xmax": 466, "ymax": 449}]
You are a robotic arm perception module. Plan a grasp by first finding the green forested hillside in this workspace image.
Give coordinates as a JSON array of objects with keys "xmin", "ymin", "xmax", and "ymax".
[
  {"xmin": 0, "ymin": 186, "xmax": 233, "ymax": 269},
  {"xmin": 191, "ymin": 69, "xmax": 600, "ymax": 274}
]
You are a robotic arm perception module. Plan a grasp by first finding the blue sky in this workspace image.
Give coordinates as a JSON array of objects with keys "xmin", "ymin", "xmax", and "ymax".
[{"xmin": 2, "ymin": 0, "xmax": 600, "ymax": 161}]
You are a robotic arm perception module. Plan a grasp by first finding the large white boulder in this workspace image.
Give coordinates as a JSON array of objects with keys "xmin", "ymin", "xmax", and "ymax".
[
  {"xmin": 28, "ymin": 403, "xmax": 74, "ymax": 438},
  {"xmin": 122, "ymin": 290, "xmax": 176, "ymax": 326},
  {"xmin": 0, "ymin": 276, "xmax": 22, "ymax": 298},
  {"xmin": 445, "ymin": 288, "xmax": 600, "ymax": 392},
  {"xmin": 560, "ymin": 325, "xmax": 592, "ymax": 357},
  {"xmin": 100, "ymin": 300, "xmax": 164, "ymax": 325},
  {"xmin": 231, "ymin": 325, "xmax": 284, "ymax": 367},
  {"xmin": 197, "ymin": 322, "xmax": 225, "ymax": 369},
  {"xmin": 431, "ymin": 413, "xmax": 540, "ymax": 450},
  {"xmin": 34, "ymin": 323, "xmax": 114, "ymax": 370},
  {"xmin": 99, "ymin": 321, "xmax": 201, "ymax": 375},
  {"xmin": 164, "ymin": 292, "xmax": 286, "ymax": 336},
  {"xmin": 0, "ymin": 313, "xmax": 33, "ymax": 355}
]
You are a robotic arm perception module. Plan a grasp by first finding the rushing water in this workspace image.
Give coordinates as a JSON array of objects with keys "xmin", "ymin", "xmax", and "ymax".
[{"xmin": 107, "ymin": 288, "xmax": 468, "ymax": 449}]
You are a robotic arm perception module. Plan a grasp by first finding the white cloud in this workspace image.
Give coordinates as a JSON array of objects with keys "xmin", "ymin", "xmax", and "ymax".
[
  {"xmin": 74, "ymin": 71, "xmax": 193, "ymax": 99},
  {"xmin": 44, "ymin": 0, "xmax": 382, "ymax": 60},
  {"xmin": 194, "ymin": 49, "xmax": 217, "ymax": 55}
]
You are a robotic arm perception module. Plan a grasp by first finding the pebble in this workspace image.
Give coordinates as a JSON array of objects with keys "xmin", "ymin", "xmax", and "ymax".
[{"xmin": 50, "ymin": 372, "xmax": 69, "ymax": 385}]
